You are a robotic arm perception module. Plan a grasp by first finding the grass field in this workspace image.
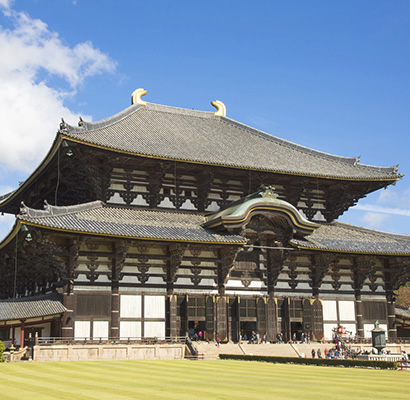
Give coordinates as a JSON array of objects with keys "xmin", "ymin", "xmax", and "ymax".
[{"xmin": 1, "ymin": 360, "xmax": 409, "ymax": 400}]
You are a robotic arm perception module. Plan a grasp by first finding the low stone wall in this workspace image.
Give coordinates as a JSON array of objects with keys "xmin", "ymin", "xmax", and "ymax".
[{"xmin": 33, "ymin": 343, "xmax": 185, "ymax": 362}]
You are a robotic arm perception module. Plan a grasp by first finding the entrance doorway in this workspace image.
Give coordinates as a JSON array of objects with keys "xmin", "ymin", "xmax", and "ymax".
[
  {"xmin": 240, "ymin": 321, "xmax": 257, "ymax": 342},
  {"xmin": 188, "ymin": 320, "xmax": 206, "ymax": 341},
  {"xmin": 291, "ymin": 322, "xmax": 303, "ymax": 342}
]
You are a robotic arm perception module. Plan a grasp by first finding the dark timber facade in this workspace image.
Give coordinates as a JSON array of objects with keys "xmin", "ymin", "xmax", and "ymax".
[{"xmin": 0, "ymin": 89, "xmax": 409, "ymax": 347}]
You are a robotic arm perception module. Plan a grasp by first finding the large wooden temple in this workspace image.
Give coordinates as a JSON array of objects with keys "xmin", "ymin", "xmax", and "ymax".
[{"xmin": 0, "ymin": 88, "xmax": 409, "ymax": 347}]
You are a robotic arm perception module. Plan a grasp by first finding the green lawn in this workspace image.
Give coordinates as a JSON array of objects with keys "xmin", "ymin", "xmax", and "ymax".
[{"xmin": 0, "ymin": 360, "xmax": 408, "ymax": 400}]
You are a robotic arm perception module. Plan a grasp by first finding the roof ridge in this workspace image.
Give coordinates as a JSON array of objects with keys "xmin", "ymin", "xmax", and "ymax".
[
  {"xmin": 62, "ymin": 102, "xmax": 216, "ymax": 134},
  {"xmin": 19, "ymin": 200, "xmax": 104, "ymax": 219},
  {"xmin": 333, "ymin": 221, "xmax": 410, "ymax": 239}
]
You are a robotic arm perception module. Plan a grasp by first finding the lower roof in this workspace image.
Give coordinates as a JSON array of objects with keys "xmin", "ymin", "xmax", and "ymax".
[
  {"xmin": 290, "ymin": 222, "xmax": 410, "ymax": 256},
  {"xmin": 2, "ymin": 201, "xmax": 409, "ymax": 256},
  {"xmin": 0, "ymin": 293, "xmax": 67, "ymax": 322},
  {"xmin": 15, "ymin": 201, "xmax": 246, "ymax": 246}
]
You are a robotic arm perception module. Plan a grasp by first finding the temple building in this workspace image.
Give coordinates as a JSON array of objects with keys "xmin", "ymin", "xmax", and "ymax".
[{"xmin": 0, "ymin": 88, "xmax": 409, "ymax": 347}]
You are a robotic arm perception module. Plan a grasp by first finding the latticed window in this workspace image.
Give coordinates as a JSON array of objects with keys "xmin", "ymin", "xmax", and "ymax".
[
  {"xmin": 187, "ymin": 297, "xmax": 206, "ymax": 318},
  {"xmin": 290, "ymin": 300, "xmax": 303, "ymax": 319},
  {"xmin": 239, "ymin": 298, "xmax": 257, "ymax": 318}
]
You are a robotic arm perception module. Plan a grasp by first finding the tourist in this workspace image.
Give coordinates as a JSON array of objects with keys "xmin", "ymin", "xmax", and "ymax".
[
  {"xmin": 317, "ymin": 348, "xmax": 322, "ymax": 358},
  {"xmin": 402, "ymin": 351, "xmax": 408, "ymax": 365},
  {"xmin": 311, "ymin": 349, "xmax": 316, "ymax": 358}
]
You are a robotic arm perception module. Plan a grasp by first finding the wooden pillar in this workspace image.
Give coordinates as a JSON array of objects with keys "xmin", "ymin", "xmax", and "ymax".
[
  {"xmin": 216, "ymin": 296, "xmax": 228, "ymax": 341},
  {"xmin": 265, "ymin": 295, "xmax": 278, "ymax": 342},
  {"xmin": 168, "ymin": 295, "xmax": 178, "ymax": 339},
  {"xmin": 111, "ymin": 240, "xmax": 130, "ymax": 339},
  {"xmin": 20, "ymin": 320, "xmax": 25, "ymax": 349},
  {"xmin": 353, "ymin": 256, "xmax": 376, "ymax": 339},
  {"xmin": 354, "ymin": 291, "xmax": 364, "ymax": 339},
  {"xmin": 111, "ymin": 283, "xmax": 120, "ymax": 339},
  {"xmin": 386, "ymin": 296, "xmax": 397, "ymax": 341},
  {"xmin": 62, "ymin": 293, "xmax": 75, "ymax": 339}
]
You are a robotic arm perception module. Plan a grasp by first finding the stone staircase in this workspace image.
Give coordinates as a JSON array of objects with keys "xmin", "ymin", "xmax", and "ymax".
[
  {"xmin": 189, "ymin": 341, "xmax": 410, "ymax": 361},
  {"xmin": 192, "ymin": 342, "xmax": 302, "ymax": 360}
]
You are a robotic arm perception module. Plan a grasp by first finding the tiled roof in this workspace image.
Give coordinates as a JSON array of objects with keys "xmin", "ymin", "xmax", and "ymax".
[
  {"xmin": 290, "ymin": 222, "xmax": 410, "ymax": 255},
  {"xmin": 395, "ymin": 306, "xmax": 410, "ymax": 320},
  {"xmin": 0, "ymin": 293, "xmax": 66, "ymax": 321},
  {"xmin": 18, "ymin": 201, "xmax": 246, "ymax": 244},
  {"xmin": 61, "ymin": 102, "xmax": 400, "ymax": 180}
]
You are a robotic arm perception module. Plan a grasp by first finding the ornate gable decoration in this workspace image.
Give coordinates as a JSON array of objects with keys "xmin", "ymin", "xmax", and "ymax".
[{"xmin": 203, "ymin": 186, "xmax": 319, "ymax": 236}]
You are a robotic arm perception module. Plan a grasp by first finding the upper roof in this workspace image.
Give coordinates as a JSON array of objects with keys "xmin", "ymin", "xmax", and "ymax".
[
  {"xmin": 4, "ymin": 201, "xmax": 245, "ymax": 246},
  {"xmin": 0, "ymin": 293, "xmax": 66, "ymax": 322},
  {"xmin": 59, "ymin": 99, "xmax": 400, "ymax": 181},
  {"xmin": 290, "ymin": 222, "xmax": 410, "ymax": 256}
]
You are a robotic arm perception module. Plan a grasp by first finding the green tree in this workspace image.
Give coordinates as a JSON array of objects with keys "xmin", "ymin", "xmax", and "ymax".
[
  {"xmin": 396, "ymin": 282, "xmax": 410, "ymax": 308},
  {"xmin": 0, "ymin": 340, "xmax": 5, "ymax": 363}
]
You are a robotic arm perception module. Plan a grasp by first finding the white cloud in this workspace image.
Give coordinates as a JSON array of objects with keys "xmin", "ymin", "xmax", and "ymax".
[
  {"xmin": 0, "ymin": 8, "xmax": 116, "ymax": 173},
  {"xmin": 360, "ymin": 212, "xmax": 390, "ymax": 229},
  {"xmin": 354, "ymin": 203, "xmax": 410, "ymax": 217},
  {"xmin": 0, "ymin": 0, "xmax": 11, "ymax": 10},
  {"xmin": 0, "ymin": 213, "xmax": 15, "ymax": 240}
]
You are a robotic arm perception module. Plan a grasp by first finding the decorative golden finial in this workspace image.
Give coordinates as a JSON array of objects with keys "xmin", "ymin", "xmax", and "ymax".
[
  {"xmin": 211, "ymin": 100, "xmax": 226, "ymax": 117},
  {"xmin": 131, "ymin": 88, "xmax": 148, "ymax": 105}
]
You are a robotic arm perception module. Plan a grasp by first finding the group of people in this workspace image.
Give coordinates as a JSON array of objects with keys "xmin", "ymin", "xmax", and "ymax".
[
  {"xmin": 292, "ymin": 332, "xmax": 310, "ymax": 344},
  {"xmin": 189, "ymin": 331, "xmax": 203, "ymax": 341}
]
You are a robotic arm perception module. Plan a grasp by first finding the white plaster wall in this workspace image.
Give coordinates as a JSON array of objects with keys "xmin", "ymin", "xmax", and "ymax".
[
  {"xmin": 120, "ymin": 295, "xmax": 141, "ymax": 318},
  {"xmin": 93, "ymin": 321, "xmax": 109, "ymax": 339},
  {"xmin": 144, "ymin": 322, "xmax": 165, "ymax": 339},
  {"xmin": 322, "ymin": 300, "xmax": 337, "ymax": 321},
  {"xmin": 131, "ymin": 195, "xmax": 149, "ymax": 206},
  {"xmin": 180, "ymin": 199, "xmax": 196, "ymax": 210},
  {"xmin": 74, "ymin": 321, "xmax": 91, "ymax": 339},
  {"xmin": 145, "ymin": 276, "xmax": 166, "ymax": 285},
  {"xmin": 14, "ymin": 327, "xmax": 21, "ymax": 346},
  {"xmin": 323, "ymin": 323, "xmax": 335, "ymax": 340},
  {"xmin": 342, "ymin": 323, "xmax": 357, "ymax": 337},
  {"xmin": 338, "ymin": 300, "xmax": 356, "ymax": 321},
  {"xmin": 120, "ymin": 321, "xmax": 141, "ymax": 339},
  {"xmin": 144, "ymin": 296, "xmax": 165, "ymax": 318},
  {"xmin": 107, "ymin": 192, "xmax": 125, "ymax": 204},
  {"xmin": 158, "ymin": 197, "xmax": 174, "ymax": 208},
  {"xmin": 363, "ymin": 323, "xmax": 388, "ymax": 339}
]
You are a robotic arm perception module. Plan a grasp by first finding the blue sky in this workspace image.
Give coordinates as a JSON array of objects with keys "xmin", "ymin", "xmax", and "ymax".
[{"xmin": 0, "ymin": 0, "xmax": 410, "ymax": 238}]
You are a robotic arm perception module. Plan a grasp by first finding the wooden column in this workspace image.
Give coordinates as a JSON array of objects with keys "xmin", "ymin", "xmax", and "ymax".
[
  {"xmin": 110, "ymin": 240, "xmax": 130, "ymax": 339},
  {"xmin": 111, "ymin": 283, "xmax": 120, "ymax": 339},
  {"xmin": 20, "ymin": 320, "xmax": 25, "ymax": 349},
  {"xmin": 168, "ymin": 295, "xmax": 178, "ymax": 339},
  {"xmin": 216, "ymin": 296, "xmax": 228, "ymax": 341},
  {"xmin": 62, "ymin": 293, "xmax": 75, "ymax": 339},
  {"xmin": 62, "ymin": 238, "xmax": 83, "ymax": 339}
]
